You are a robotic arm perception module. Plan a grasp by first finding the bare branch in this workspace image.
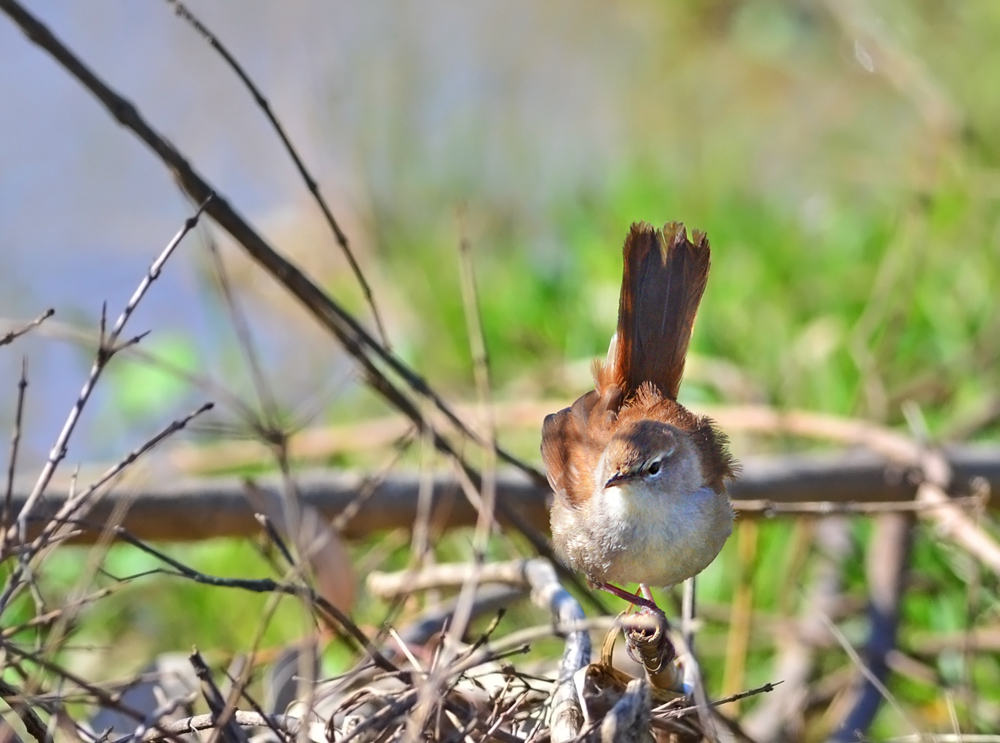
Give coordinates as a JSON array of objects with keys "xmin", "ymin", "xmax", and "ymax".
[
  {"xmin": 814, "ymin": 601, "xmax": 925, "ymax": 741},
  {"xmin": 189, "ymin": 650, "xmax": 249, "ymax": 743},
  {"xmin": 164, "ymin": 0, "xmax": 390, "ymax": 348},
  {"xmin": 9, "ymin": 201, "xmax": 209, "ymax": 539},
  {"xmin": 0, "ymin": 641, "xmax": 191, "ymax": 743},
  {"xmin": 0, "ymin": 401, "xmax": 214, "ymax": 612},
  {"xmin": 2, "ymin": 358, "xmax": 29, "ymax": 545},
  {"xmin": 0, "ymin": 0, "xmax": 543, "ymax": 489},
  {"xmin": 123, "ymin": 711, "xmax": 304, "ymax": 743},
  {"xmin": 0, "ymin": 677, "xmax": 54, "ymax": 743},
  {"xmin": 0, "ymin": 308, "xmax": 54, "ymax": 347},
  {"xmin": 706, "ymin": 406, "xmax": 1000, "ymax": 577},
  {"xmin": 6, "ymin": 446, "xmax": 998, "ymax": 545},
  {"xmin": 105, "ymin": 526, "xmax": 399, "ymax": 676},
  {"xmin": 828, "ymin": 513, "xmax": 914, "ymax": 742}
]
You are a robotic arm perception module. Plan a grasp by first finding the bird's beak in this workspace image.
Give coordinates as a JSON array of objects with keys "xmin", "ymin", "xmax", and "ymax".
[{"xmin": 605, "ymin": 471, "xmax": 629, "ymax": 489}]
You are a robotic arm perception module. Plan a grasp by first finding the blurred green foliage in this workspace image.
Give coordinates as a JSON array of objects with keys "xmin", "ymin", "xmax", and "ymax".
[
  {"xmin": 15, "ymin": 2, "xmax": 1000, "ymax": 738},
  {"xmin": 321, "ymin": 4, "xmax": 1000, "ymax": 734},
  {"xmin": 361, "ymin": 3, "xmax": 999, "ymax": 442}
]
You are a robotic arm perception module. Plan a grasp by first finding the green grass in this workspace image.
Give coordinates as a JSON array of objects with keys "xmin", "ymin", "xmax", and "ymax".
[{"xmin": 373, "ymin": 163, "xmax": 997, "ymax": 435}]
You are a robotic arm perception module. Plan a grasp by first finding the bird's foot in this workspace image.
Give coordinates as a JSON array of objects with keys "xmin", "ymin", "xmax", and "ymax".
[
  {"xmin": 621, "ymin": 609, "xmax": 677, "ymax": 675},
  {"xmin": 593, "ymin": 582, "xmax": 676, "ymax": 670}
]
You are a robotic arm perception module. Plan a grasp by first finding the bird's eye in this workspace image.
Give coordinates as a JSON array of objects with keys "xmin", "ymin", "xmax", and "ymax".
[{"xmin": 647, "ymin": 460, "xmax": 661, "ymax": 476}]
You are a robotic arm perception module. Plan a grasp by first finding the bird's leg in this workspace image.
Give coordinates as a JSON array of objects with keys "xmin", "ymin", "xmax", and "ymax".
[{"xmin": 595, "ymin": 581, "xmax": 662, "ymax": 613}]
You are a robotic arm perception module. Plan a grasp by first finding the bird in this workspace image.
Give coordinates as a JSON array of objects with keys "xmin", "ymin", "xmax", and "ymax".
[{"xmin": 541, "ymin": 221, "xmax": 737, "ymax": 613}]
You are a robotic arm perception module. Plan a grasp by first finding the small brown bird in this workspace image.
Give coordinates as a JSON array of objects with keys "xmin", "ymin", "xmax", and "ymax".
[{"xmin": 541, "ymin": 222, "xmax": 737, "ymax": 611}]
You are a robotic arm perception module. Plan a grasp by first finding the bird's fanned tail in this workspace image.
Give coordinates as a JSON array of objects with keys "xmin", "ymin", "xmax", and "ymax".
[{"xmin": 595, "ymin": 221, "xmax": 711, "ymax": 402}]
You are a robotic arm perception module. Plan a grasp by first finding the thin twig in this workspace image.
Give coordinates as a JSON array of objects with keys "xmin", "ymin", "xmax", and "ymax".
[
  {"xmin": 9, "ymin": 199, "xmax": 210, "ymax": 540},
  {"xmin": 253, "ymin": 512, "xmax": 297, "ymax": 569},
  {"xmin": 654, "ymin": 680, "xmax": 782, "ymax": 718},
  {"xmin": 0, "ymin": 307, "xmax": 54, "ymax": 347},
  {"xmin": 127, "ymin": 692, "xmax": 198, "ymax": 743},
  {"xmin": 828, "ymin": 513, "xmax": 914, "ymax": 742},
  {"xmin": 0, "ymin": 640, "xmax": 191, "ymax": 743},
  {"xmin": 164, "ymin": 0, "xmax": 390, "ymax": 348},
  {"xmin": 107, "ymin": 526, "xmax": 399, "ymax": 676},
  {"xmin": 447, "ymin": 207, "xmax": 500, "ymax": 644},
  {"xmin": 6, "ymin": 402, "xmax": 213, "ymax": 560},
  {"xmin": 2, "ymin": 358, "xmax": 29, "ymax": 548},
  {"xmin": 41, "ymin": 402, "xmax": 214, "ymax": 535},
  {"xmin": 0, "ymin": 677, "xmax": 55, "ymax": 743},
  {"xmin": 813, "ymin": 601, "xmax": 926, "ymax": 741},
  {"xmin": 736, "ymin": 494, "xmax": 987, "ymax": 516},
  {"xmin": 0, "ymin": 583, "xmax": 126, "ymax": 638},
  {"xmin": 234, "ymin": 673, "xmax": 294, "ymax": 743},
  {"xmin": 36, "ymin": 316, "xmax": 262, "ymax": 425},
  {"xmin": 0, "ymin": 402, "xmax": 215, "ymax": 612},
  {"xmin": 121, "ymin": 711, "xmax": 304, "ymax": 743},
  {"xmin": 202, "ymin": 234, "xmax": 283, "ymax": 443},
  {"xmin": 251, "ymin": 460, "xmax": 326, "ymax": 743},
  {"xmin": 190, "ymin": 650, "xmax": 249, "ymax": 743},
  {"xmin": 368, "ymin": 559, "xmax": 536, "ymax": 598}
]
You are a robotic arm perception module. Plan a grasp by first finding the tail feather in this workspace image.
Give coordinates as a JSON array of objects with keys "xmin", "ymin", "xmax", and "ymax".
[{"xmin": 596, "ymin": 222, "xmax": 710, "ymax": 401}]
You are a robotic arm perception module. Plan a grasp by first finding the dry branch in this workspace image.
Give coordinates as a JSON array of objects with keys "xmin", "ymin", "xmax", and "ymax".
[
  {"xmin": 6, "ymin": 204, "xmax": 207, "ymax": 542},
  {"xmin": 0, "ymin": 308, "xmax": 54, "ymax": 347},
  {"xmin": 0, "ymin": 0, "xmax": 542, "ymax": 488},
  {"xmin": 712, "ymin": 406, "xmax": 1000, "ymax": 578},
  {"xmin": 828, "ymin": 513, "xmax": 914, "ymax": 742},
  {"xmin": 166, "ymin": 0, "xmax": 389, "ymax": 347},
  {"xmin": 6, "ymin": 445, "xmax": 997, "ymax": 544},
  {"xmin": 743, "ymin": 518, "xmax": 853, "ymax": 740},
  {"xmin": 124, "ymin": 711, "xmax": 306, "ymax": 743},
  {"xmin": 0, "ymin": 677, "xmax": 55, "ymax": 743}
]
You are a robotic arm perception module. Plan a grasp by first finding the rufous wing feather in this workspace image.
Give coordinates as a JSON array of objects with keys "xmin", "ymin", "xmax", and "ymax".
[
  {"xmin": 541, "ymin": 389, "xmax": 617, "ymax": 507},
  {"xmin": 603, "ymin": 221, "xmax": 710, "ymax": 401}
]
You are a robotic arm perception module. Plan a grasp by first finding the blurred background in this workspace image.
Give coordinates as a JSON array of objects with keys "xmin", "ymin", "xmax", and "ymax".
[
  {"xmin": 1, "ymin": 1, "xmax": 999, "ymax": 737},
  {"xmin": 4, "ymin": 0, "xmax": 997, "ymax": 461}
]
